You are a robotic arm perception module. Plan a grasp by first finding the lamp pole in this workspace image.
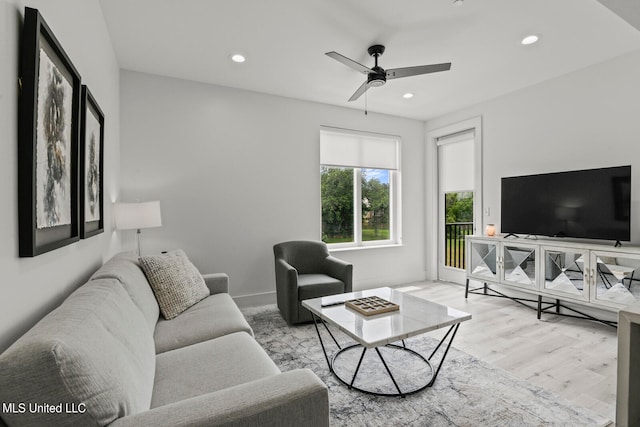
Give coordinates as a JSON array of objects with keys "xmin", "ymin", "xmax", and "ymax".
[{"xmin": 136, "ymin": 228, "xmax": 142, "ymax": 256}]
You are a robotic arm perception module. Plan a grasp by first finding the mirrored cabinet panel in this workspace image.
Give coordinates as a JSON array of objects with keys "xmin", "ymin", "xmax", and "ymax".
[
  {"xmin": 469, "ymin": 240, "xmax": 498, "ymax": 281},
  {"xmin": 502, "ymin": 244, "xmax": 537, "ymax": 289},
  {"xmin": 542, "ymin": 247, "xmax": 589, "ymax": 302},
  {"xmin": 591, "ymin": 251, "xmax": 640, "ymax": 308}
]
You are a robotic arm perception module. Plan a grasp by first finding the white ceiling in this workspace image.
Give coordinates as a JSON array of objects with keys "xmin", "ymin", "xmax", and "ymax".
[{"xmin": 98, "ymin": 0, "xmax": 640, "ymax": 121}]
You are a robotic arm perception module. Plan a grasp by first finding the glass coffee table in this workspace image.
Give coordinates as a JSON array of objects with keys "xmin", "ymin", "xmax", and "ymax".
[{"xmin": 302, "ymin": 287, "xmax": 471, "ymax": 397}]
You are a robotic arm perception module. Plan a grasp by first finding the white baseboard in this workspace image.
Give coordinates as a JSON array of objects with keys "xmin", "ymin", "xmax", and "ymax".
[
  {"xmin": 353, "ymin": 271, "xmax": 427, "ymax": 290},
  {"xmin": 233, "ymin": 291, "xmax": 277, "ymax": 308}
]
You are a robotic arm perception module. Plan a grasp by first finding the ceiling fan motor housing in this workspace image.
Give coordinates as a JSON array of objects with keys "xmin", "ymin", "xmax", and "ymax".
[{"xmin": 368, "ymin": 67, "xmax": 387, "ymax": 87}]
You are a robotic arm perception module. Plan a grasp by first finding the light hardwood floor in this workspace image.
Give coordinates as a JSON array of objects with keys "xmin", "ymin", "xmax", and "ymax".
[{"xmin": 396, "ymin": 280, "xmax": 618, "ymax": 423}]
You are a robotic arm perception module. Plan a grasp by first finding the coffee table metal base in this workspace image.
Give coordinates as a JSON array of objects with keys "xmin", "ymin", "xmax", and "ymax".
[
  {"xmin": 311, "ymin": 312, "xmax": 461, "ymax": 398},
  {"xmin": 332, "ymin": 343, "xmax": 434, "ymax": 397}
]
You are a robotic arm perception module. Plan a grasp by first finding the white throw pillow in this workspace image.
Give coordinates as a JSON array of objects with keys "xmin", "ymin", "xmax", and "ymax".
[{"xmin": 139, "ymin": 249, "xmax": 209, "ymax": 320}]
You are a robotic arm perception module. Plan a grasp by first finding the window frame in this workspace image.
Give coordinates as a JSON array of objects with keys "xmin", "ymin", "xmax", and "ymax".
[{"xmin": 320, "ymin": 128, "xmax": 401, "ymax": 250}]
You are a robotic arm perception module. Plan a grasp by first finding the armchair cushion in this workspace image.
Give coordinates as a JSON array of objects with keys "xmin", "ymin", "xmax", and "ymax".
[
  {"xmin": 298, "ymin": 274, "xmax": 345, "ymax": 300},
  {"xmin": 139, "ymin": 250, "xmax": 209, "ymax": 320}
]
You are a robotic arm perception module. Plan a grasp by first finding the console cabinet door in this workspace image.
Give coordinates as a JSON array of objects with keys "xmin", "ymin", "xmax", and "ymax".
[
  {"xmin": 590, "ymin": 250, "xmax": 640, "ymax": 309},
  {"xmin": 468, "ymin": 239, "xmax": 499, "ymax": 282},
  {"xmin": 500, "ymin": 243, "xmax": 539, "ymax": 291},
  {"xmin": 541, "ymin": 246, "xmax": 590, "ymax": 302}
]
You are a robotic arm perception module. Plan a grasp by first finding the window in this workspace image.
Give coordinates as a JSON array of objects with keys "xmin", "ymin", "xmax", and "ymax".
[{"xmin": 320, "ymin": 127, "xmax": 400, "ymax": 248}]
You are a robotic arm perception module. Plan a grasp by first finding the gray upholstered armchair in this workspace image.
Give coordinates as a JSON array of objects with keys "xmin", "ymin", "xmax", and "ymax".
[{"xmin": 273, "ymin": 240, "xmax": 353, "ymax": 325}]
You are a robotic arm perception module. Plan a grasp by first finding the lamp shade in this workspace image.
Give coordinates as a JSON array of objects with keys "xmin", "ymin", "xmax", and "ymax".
[{"xmin": 114, "ymin": 201, "xmax": 162, "ymax": 230}]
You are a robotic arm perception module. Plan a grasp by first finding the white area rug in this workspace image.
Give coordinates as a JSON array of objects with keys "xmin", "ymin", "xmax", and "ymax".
[{"xmin": 242, "ymin": 305, "xmax": 610, "ymax": 427}]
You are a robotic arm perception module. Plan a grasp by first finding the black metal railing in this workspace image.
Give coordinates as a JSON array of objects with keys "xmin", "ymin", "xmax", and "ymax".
[{"xmin": 445, "ymin": 222, "xmax": 473, "ymax": 269}]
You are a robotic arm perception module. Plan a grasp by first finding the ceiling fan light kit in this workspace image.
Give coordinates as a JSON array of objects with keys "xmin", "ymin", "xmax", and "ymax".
[{"xmin": 326, "ymin": 44, "xmax": 451, "ymax": 102}]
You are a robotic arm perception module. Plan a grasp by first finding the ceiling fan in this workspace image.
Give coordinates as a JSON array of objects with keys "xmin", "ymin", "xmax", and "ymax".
[{"xmin": 326, "ymin": 45, "xmax": 451, "ymax": 101}]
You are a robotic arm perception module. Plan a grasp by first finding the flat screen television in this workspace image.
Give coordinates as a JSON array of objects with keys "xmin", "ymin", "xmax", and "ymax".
[{"xmin": 501, "ymin": 165, "xmax": 631, "ymax": 242}]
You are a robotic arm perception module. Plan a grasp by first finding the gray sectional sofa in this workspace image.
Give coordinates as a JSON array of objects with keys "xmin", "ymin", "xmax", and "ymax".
[{"xmin": 0, "ymin": 252, "xmax": 329, "ymax": 426}]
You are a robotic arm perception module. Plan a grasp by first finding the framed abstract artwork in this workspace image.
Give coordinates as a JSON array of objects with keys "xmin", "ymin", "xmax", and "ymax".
[
  {"xmin": 18, "ymin": 7, "xmax": 81, "ymax": 256},
  {"xmin": 79, "ymin": 86, "xmax": 104, "ymax": 238}
]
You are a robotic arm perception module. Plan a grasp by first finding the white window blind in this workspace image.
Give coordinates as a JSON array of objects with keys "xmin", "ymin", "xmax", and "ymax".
[
  {"xmin": 437, "ymin": 130, "xmax": 474, "ymax": 192},
  {"xmin": 320, "ymin": 128, "xmax": 399, "ymax": 170}
]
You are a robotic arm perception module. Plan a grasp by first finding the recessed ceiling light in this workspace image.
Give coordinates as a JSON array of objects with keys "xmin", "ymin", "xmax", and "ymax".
[
  {"xmin": 231, "ymin": 54, "xmax": 246, "ymax": 63},
  {"xmin": 403, "ymin": 93, "xmax": 414, "ymax": 99},
  {"xmin": 453, "ymin": 0, "xmax": 464, "ymax": 6},
  {"xmin": 521, "ymin": 35, "xmax": 539, "ymax": 46}
]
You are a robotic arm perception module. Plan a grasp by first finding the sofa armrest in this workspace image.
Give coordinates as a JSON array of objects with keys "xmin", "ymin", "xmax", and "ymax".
[
  {"xmin": 202, "ymin": 273, "xmax": 229, "ymax": 294},
  {"xmin": 109, "ymin": 369, "xmax": 328, "ymax": 427},
  {"xmin": 324, "ymin": 256, "xmax": 353, "ymax": 292}
]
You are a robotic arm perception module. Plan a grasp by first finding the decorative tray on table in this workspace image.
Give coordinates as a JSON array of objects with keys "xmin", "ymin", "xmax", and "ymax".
[{"xmin": 345, "ymin": 296, "xmax": 399, "ymax": 316}]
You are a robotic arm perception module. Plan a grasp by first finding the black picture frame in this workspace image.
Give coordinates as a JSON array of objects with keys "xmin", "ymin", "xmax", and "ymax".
[
  {"xmin": 18, "ymin": 7, "xmax": 81, "ymax": 256},
  {"xmin": 79, "ymin": 86, "xmax": 104, "ymax": 238}
]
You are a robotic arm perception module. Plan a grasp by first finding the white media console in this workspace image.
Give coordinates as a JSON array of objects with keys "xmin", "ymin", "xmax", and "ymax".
[{"xmin": 465, "ymin": 235, "xmax": 640, "ymax": 325}]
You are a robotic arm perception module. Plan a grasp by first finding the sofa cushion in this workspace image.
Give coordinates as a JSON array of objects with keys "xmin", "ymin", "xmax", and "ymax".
[
  {"xmin": 139, "ymin": 249, "xmax": 210, "ymax": 320},
  {"xmin": 0, "ymin": 279, "xmax": 155, "ymax": 427},
  {"xmin": 151, "ymin": 332, "xmax": 280, "ymax": 408},
  {"xmin": 297, "ymin": 274, "xmax": 345, "ymax": 300},
  {"xmin": 154, "ymin": 293, "xmax": 254, "ymax": 354},
  {"xmin": 90, "ymin": 251, "xmax": 160, "ymax": 332}
]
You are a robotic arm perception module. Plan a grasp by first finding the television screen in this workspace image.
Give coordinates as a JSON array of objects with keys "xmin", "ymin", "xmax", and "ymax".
[{"xmin": 501, "ymin": 166, "xmax": 631, "ymax": 241}]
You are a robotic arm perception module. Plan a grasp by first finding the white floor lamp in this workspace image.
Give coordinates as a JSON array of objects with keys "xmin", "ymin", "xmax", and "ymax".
[{"xmin": 113, "ymin": 201, "xmax": 162, "ymax": 255}]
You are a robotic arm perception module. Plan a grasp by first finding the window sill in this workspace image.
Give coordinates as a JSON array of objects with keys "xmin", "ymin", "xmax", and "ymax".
[{"xmin": 328, "ymin": 243, "xmax": 404, "ymax": 253}]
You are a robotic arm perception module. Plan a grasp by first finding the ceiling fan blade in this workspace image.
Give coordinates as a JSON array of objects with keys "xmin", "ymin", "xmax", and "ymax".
[
  {"xmin": 348, "ymin": 80, "xmax": 370, "ymax": 102},
  {"xmin": 326, "ymin": 51, "xmax": 372, "ymax": 74},
  {"xmin": 386, "ymin": 62, "xmax": 451, "ymax": 80}
]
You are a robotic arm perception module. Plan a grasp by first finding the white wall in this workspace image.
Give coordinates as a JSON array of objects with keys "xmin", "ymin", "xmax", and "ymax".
[
  {"xmin": 120, "ymin": 70, "xmax": 426, "ymax": 302},
  {"xmin": 0, "ymin": 0, "xmax": 120, "ymax": 352},
  {"xmin": 426, "ymin": 49, "xmax": 640, "ymax": 246}
]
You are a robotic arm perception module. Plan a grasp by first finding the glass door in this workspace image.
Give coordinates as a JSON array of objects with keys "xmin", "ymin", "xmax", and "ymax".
[
  {"xmin": 444, "ymin": 192, "xmax": 474, "ymax": 269},
  {"xmin": 437, "ymin": 131, "xmax": 475, "ymax": 284}
]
